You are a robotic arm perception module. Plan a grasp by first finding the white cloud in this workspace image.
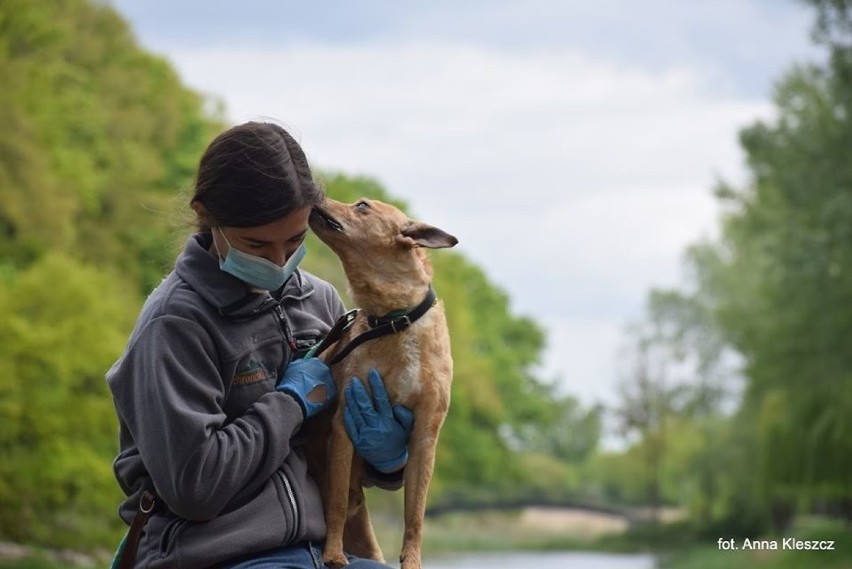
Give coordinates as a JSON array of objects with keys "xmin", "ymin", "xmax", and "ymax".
[
  {"xmin": 539, "ymin": 316, "xmax": 626, "ymax": 406},
  {"xmin": 164, "ymin": 41, "xmax": 773, "ymax": 405}
]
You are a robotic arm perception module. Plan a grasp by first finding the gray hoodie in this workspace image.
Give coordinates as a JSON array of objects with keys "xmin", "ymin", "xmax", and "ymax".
[{"xmin": 107, "ymin": 233, "xmax": 394, "ymax": 568}]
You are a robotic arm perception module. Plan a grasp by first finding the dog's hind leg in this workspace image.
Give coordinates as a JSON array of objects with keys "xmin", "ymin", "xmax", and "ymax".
[
  {"xmin": 399, "ymin": 410, "xmax": 446, "ymax": 569},
  {"xmin": 343, "ymin": 476, "xmax": 384, "ymax": 562},
  {"xmin": 323, "ymin": 409, "xmax": 355, "ymax": 568}
]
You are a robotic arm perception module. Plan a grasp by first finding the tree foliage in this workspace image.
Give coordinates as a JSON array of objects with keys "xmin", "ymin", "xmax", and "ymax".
[
  {"xmin": 0, "ymin": 0, "xmax": 223, "ymax": 547},
  {"xmin": 0, "ymin": 255, "xmax": 138, "ymax": 547},
  {"xmin": 608, "ymin": 0, "xmax": 852, "ymax": 533},
  {"xmin": 0, "ymin": 0, "xmax": 222, "ymax": 291},
  {"xmin": 709, "ymin": 48, "xmax": 852, "ymax": 501}
]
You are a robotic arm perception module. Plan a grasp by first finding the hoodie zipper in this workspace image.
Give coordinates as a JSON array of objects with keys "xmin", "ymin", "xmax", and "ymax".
[
  {"xmin": 277, "ymin": 470, "xmax": 300, "ymax": 543},
  {"xmin": 275, "ymin": 304, "xmax": 298, "ymax": 355}
]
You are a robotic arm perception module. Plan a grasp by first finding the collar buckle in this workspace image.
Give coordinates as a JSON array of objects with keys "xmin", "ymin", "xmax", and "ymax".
[{"xmin": 390, "ymin": 314, "xmax": 412, "ymax": 334}]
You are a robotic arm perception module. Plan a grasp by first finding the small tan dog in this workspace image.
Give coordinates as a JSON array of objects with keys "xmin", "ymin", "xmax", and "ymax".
[{"xmin": 307, "ymin": 196, "xmax": 457, "ymax": 569}]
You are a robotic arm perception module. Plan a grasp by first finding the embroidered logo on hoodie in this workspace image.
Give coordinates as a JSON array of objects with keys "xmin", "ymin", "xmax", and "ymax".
[{"xmin": 233, "ymin": 359, "xmax": 271, "ymax": 386}]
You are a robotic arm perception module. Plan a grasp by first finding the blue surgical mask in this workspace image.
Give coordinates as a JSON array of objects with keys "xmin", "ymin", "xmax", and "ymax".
[{"xmin": 216, "ymin": 228, "xmax": 306, "ymax": 291}]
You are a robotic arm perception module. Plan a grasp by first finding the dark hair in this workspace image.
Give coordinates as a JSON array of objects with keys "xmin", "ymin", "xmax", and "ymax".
[{"xmin": 191, "ymin": 122, "xmax": 323, "ymax": 229}]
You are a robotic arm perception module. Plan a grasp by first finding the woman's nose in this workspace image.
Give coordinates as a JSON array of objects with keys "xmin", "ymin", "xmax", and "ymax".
[{"xmin": 269, "ymin": 246, "xmax": 297, "ymax": 267}]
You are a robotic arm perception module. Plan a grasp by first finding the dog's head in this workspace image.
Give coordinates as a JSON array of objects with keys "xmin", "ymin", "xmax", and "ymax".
[{"xmin": 309, "ymin": 197, "xmax": 457, "ymax": 300}]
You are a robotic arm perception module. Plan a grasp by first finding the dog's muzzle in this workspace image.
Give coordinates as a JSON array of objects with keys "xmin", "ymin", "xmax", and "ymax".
[{"xmin": 310, "ymin": 207, "xmax": 344, "ymax": 232}]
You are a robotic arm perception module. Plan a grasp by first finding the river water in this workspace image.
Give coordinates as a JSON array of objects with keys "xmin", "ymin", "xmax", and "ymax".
[{"xmin": 423, "ymin": 551, "xmax": 656, "ymax": 569}]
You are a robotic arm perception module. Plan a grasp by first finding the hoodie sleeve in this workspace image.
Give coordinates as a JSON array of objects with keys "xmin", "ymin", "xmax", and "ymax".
[{"xmin": 109, "ymin": 314, "xmax": 304, "ymax": 521}]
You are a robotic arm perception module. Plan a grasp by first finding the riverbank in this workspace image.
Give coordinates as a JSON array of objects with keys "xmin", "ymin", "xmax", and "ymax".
[{"xmin": 377, "ymin": 505, "xmax": 643, "ymax": 555}]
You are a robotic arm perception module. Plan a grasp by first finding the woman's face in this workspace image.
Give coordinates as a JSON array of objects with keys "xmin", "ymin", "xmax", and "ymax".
[{"xmin": 213, "ymin": 206, "xmax": 312, "ymax": 267}]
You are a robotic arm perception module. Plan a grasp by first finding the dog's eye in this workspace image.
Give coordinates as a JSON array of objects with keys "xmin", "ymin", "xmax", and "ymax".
[{"xmin": 355, "ymin": 200, "xmax": 371, "ymax": 212}]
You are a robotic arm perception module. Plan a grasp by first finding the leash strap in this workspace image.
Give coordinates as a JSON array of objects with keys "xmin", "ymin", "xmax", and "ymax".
[
  {"xmin": 115, "ymin": 490, "xmax": 156, "ymax": 569},
  {"xmin": 328, "ymin": 287, "xmax": 437, "ymax": 366},
  {"xmin": 303, "ymin": 308, "xmax": 360, "ymax": 359}
]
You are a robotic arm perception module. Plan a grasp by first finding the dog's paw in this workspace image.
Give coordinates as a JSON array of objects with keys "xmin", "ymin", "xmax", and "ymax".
[
  {"xmin": 400, "ymin": 552, "xmax": 422, "ymax": 569},
  {"xmin": 323, "ymin": 550, "xmax": 349, "ymax": 568}
]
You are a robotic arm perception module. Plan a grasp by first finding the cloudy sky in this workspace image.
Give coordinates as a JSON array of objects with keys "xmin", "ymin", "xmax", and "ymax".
[{"xmin": 111, "ymin": 0, "xmax": 820, "ymax": 406}]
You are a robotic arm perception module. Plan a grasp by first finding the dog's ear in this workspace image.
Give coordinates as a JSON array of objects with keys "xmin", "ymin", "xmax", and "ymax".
[{"xmin": 396, "ymin": 222, "xmax": 459, "ymax": 249}]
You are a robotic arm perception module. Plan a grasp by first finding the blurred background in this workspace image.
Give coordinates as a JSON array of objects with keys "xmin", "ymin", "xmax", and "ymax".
[{"xmin": 1, "ymin": 1, "xmax": 850, "ymax": 568}]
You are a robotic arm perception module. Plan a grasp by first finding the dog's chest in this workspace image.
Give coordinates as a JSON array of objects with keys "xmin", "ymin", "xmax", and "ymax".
[
  {"xmin": 339, "ymin": 328, "xmax": 423, "ymax": 405},
  {"xmin": 386, "ymin": 333, "xmax": 422, "ymax": 402}
]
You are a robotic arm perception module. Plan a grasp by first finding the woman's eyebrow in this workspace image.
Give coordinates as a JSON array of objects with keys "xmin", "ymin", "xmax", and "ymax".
[
  {"xmin": 242, "ymin": 229, "xmax": 308, "ymax": 245},
  {"xmin": 288, "ymin": 229, "xmax": 309, "ymax": 242},
  {"xmin": 242, "ymin": 236, "xmax": 269, "ymax": 245}
]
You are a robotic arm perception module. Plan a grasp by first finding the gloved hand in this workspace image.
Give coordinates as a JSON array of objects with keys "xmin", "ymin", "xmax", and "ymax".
[
  {"xmin": 276, "ymin": 358, "xmax": 337, "ymax": 419},
  {"xmin": 344, "ymin": 368, "xmax": 414, "ymax": 473}
]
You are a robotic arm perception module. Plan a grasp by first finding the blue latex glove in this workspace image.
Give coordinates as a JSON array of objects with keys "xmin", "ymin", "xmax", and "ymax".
[
  {"xmin": 344, "ymin": 368, "xmax": 414, "ymax": 473},
  {"xmin": 276, "ymin": 358, "xmax": 337, "ymax": 419}
]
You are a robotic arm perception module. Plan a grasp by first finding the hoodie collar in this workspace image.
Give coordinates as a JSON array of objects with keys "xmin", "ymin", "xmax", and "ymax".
[{"xmin": 175, "ymin": 232, "xmax": 315, "ymax": 319}]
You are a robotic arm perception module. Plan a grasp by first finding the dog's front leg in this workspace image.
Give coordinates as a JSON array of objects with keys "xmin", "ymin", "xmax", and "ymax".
[
  {"xmin": 323, "ymin": 406, "xmax": 354, "ymax": 568},
  {"xmin": 399, "ymin": 410, "xmax": 446, "ymax": 569}
]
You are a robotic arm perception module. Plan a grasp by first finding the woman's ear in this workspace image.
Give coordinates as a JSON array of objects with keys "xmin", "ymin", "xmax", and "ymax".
[{"xmin": 191, "ymin": 200, "xmax": 213, "ymax": 228}]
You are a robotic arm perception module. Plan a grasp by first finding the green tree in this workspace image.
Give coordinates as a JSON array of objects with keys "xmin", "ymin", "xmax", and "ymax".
[
  {"xmin": 0, "ymin": 255, "xmax": 138, "ymax": 547},
  {"xmin": 0, "ymin": 0, "xmax": 221, "ymax": 549},
  {"xmin": 708, "ymin": 60, "xmax": 852, "ymax": 513},
  {"xmin": 633, "ymin": 0, "xmax": 852, "ymax": 531},
  {"xmin": 0, "ymin": 0, "xmax": 222, "ymax": 291},
  {"xmin": 611, "ymin": 286, "xmax": 743, "ymax": 523}
]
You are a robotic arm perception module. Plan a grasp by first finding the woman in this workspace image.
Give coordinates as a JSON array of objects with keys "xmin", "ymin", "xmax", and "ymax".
[{"xmin": 107, "ymin": 122, "xmax": 412, "ymax": 568}]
